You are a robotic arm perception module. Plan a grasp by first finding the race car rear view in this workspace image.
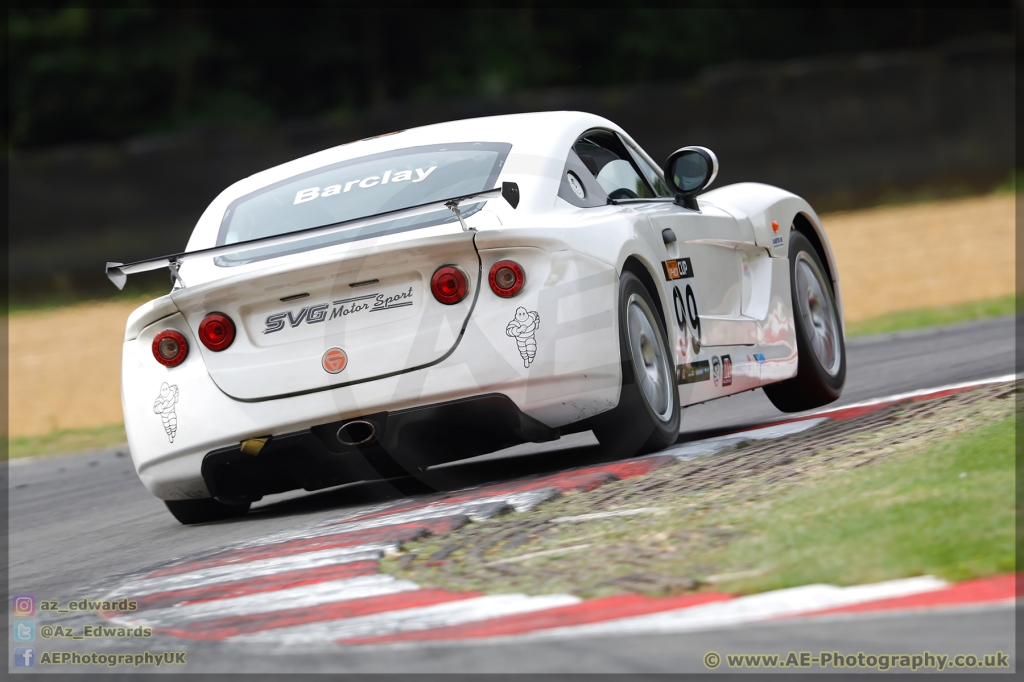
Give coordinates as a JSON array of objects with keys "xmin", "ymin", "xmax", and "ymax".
[{"xmin": 109, "ymin": 111, "xmax": 845, "ymax": 523}]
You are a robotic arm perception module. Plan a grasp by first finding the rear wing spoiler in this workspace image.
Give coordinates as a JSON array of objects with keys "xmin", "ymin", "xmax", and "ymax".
[{"xmin": 106, "ymin": 182, "xmax": 521, "ymax": 290}]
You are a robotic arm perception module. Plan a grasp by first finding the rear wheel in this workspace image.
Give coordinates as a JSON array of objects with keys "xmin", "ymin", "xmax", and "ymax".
[
  {"xmin": 164, "ymin": 498, "xmax": 251, "ymax": 525},
  {"xmin": 592, "ymin": 271, "xmax": 680, "ymax": 455},
  {"xmin": 764, "ymin": 230, "xmax": 846, "ymax": 412}
]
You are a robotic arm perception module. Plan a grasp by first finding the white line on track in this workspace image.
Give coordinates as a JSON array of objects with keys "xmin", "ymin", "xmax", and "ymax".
[
  {"xmin": 231, "ymin": 593, "xmax": 582, "ymax": 645},
  {"xmin": 665, "ymin": 418, "xmax": 828, "ymax": 461},
  {"xmin": 111, "ymin": 575, "xmax": 419, "ymax": 629},
  {"xmin": 105, "ymin": 544, "xmax": 394, "ymax": 599},
  {"xmin": 519, "ymin": 576, "xmax": 949, "ymax": 640},
  {"xmin": 809, "ymin": 373, "xmax": 1017, "ymax": 415}
]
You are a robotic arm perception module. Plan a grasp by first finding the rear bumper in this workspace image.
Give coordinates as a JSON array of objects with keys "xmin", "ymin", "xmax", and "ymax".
[
  {"xmin": 123, "ymin": 245, "xmax": 621, "ymax": 500},
  {"xmin": 202, "ymin": 393, "xmax": 559, "ymax": 502}
]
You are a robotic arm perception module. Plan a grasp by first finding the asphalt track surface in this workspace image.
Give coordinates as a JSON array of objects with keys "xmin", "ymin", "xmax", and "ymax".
[{"xmin": 6, "ymin": 315, "xmax": 1017, "ymax": 673}]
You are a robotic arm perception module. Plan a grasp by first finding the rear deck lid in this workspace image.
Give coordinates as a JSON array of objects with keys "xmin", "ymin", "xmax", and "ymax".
[{"xmin": 170, "ymin": 232, "xmax": 480, "ymax": 401}]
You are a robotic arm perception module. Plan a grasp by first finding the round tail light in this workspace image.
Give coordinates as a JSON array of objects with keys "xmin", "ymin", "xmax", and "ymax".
[
  {"xmin": 430, "ymin": 266, "xmax": 468, "ymax": 305},
  {"xmin": 199, "ymin": 312, "xmax": 236, "ymax": 351},
  {"xmin": 488, "ymin": 260, "xmax": 525, "ymax": 297},
  {"xmin": 152, "ymin": 330, "xmax": 188, "ymax": 367}
]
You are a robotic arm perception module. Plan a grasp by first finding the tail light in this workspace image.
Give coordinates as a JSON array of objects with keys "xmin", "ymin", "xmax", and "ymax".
[
  {"xmin": 152, "ymin": 330, "xmax": 188, "ymax": 367},
  {"xmin": 488, "ymin": 260, "xmax": 525, "ymax": 297},
  {"xmin": 431, "ymin": 266, "xmax": 468, "ymax": 304},
  {"xmin": 199, "ymin": 312, "xmax": 236, "ymax": 351}
]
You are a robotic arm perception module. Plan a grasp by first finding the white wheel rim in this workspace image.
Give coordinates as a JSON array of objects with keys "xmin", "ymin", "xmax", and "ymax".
[
  {"xmin": 625, "ymin": 293, "xmax": 673, "ymax": 421},
  {"xmin": 794, "ymin": 252, "xmax": 841, "ymax": 376}
]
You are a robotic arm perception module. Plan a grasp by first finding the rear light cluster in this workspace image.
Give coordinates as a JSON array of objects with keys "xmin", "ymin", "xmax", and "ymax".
[
  {"xmin": 429, "ymin": 261, "xmax": 526, "ymax": 304},
  {"xmin": 430, "ymin": 266, "xmax": 468, "ymax": 305},
  {"xmin": 199, "ymin": 312, "xmax": 236, "ymax": 351},
  {"xmin": 152, "ymin": 312, "xmax": 236, "ymax": 366},
  {"xmin": 488, "ymin": 260, "xmax": 525, "ymax": 298},
  {"xmin": 152, "ymin": 330, "xmax": 188, "ymax": 367}
]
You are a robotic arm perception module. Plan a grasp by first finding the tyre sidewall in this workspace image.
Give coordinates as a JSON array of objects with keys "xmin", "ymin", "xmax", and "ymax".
[
  {"xmin": 612, "ymin": 272, "xmax": 681, "ymax": 449},
  {"xmin": 788, "ymin": 232, "xmax": 846, "ymax": 398}
]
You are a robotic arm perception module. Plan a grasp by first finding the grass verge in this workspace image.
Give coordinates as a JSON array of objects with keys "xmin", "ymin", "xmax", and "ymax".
[
  {"xmin": 7, "ymin": 425, "xmax": 128, "ymax": 460},
  {"xmin": 713, "ymin": 414, "xmax": 1015, "ymax": 593},
  {"xmin": 845, "ymin": 294, "xmax": 1015, "ymax": 337},
  {"xmin": 382, "ymin": 385, "xmax": 1014, "ymax": 597}
]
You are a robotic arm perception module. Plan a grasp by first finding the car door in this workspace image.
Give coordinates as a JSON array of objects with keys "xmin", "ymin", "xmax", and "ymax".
[
  {"xmin": 570, "ymin": 130, "xmax": 758, "ymax": 348},
  {"xmin": 640, "ymin": 200, "xmax": 759, "ymax": 347}
]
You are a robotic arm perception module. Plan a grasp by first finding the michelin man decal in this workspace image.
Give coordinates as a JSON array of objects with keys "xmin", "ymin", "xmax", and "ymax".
[
  {"xmin": 506, "ymin": 307, "xmax": 540, "ymax": 368},
  {"xmin": 154, "ymin": 382, "xmax": 180, "ymax": 443}
]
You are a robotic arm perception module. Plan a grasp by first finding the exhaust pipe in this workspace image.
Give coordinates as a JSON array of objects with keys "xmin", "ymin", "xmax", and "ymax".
[{"xmin": 337, "ymin": 420, "xmax": 377, "ymax": 446}]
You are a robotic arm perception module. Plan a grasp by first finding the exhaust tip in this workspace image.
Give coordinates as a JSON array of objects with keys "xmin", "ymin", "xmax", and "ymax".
[{"xmin": 337, "ymin": 420, "xmax": 376, "ymax": 446}]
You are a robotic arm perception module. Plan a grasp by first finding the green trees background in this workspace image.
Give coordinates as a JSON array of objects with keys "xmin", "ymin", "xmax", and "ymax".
[{"xmin": 9, "ymin": 4, "xmax": 1012, "ymax": 149}]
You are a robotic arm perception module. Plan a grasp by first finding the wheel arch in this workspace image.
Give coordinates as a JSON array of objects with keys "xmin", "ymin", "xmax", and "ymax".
[
  {"xmin": 621, "ymin": 255, "xmax": 669, "ymax": 331},
  {"xmin": 790, "ymin": 210, "xmax": 845, "ymax": 332}
]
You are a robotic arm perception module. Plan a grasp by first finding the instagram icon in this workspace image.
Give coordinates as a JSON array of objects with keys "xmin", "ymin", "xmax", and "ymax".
[{"xmin": 13, "ymin": 595, "xmax": 35, "ymax": 616}]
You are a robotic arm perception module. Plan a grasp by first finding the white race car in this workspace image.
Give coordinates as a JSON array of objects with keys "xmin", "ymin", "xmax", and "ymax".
[{"xmin": 109, "ymin": 111, "xmax": 845, "ymax": 524}]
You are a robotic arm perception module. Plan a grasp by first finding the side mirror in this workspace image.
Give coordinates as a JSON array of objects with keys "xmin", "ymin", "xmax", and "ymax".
[{"xmin": 663, "ymin": 147, "xmax": 718, "ymax": 210}]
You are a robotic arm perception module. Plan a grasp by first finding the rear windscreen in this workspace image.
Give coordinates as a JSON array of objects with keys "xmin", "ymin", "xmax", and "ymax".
[{"xmin": 216, "ymin": 142, "xmax": 510, "ymax": 265}]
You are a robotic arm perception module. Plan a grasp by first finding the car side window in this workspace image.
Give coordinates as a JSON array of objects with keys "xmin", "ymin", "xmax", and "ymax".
[
  {"xmin": 622, "ymin": 139, "xmax": 672, "ymax": 198},
  {"xmin": 572, "ymin": 131, "xmax": 655, "ymax": 200}
]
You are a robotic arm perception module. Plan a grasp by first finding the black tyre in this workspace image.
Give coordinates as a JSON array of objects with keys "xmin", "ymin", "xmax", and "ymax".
[
  {"xmin": 164, "ymin": 498, "xmax": 251, "ymax": 525},
  {"xmin": 764, "ymin": 230, "xmax": 846, "ymax": 412},
  {"xmin": 592, "ymin": 271, "xmax": 680, "ymax": 455}
]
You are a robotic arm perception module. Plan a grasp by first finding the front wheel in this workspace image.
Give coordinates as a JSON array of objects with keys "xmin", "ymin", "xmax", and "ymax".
[
  {"xmin": 764, "ymin": 230, "xmax": 846, "ymax": 412},
  {"xmin": 592, "ymin": 271, "xmax": 680, "ymax": 455},
  {"xmin": 165, "ymin": 498, "xmax": 251, "ymax": 525}
]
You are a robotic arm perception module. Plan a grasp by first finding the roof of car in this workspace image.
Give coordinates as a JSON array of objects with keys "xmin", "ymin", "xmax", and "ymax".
[
  {"xmin": 185, "ymin": 111, "xmax": 631, "ymax": 250},
  {"xmin": 246, "ymin": 110, "xmax": 619, "ymax": 185}
]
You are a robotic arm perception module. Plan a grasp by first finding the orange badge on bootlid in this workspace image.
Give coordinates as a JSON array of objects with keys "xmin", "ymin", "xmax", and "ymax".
[{"xmin": 322, "ymin": 347, "xmax": 348, "ymax": 374}]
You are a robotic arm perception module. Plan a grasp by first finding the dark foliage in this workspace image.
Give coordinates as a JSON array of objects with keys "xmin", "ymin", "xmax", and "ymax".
[{"xmin": 8, "ymin": 3, "xmax": 1013, "ymax": 148}]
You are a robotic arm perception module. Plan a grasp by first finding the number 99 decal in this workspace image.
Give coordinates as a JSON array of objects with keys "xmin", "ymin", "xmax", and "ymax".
[
  {"xmin": 683, "ymin": 284, "xmax": 701, "ymax": 353},
  {"xmin": 673, "ymin": 284, "xmax": 702, "ymax": 353},
  {"xmin": 673, "ymin": 287, "xmax": 686, "ymax": 328}
]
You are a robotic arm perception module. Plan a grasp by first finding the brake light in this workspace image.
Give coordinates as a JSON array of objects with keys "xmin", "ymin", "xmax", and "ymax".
[
  {"xmin": 488, "ymin": 260, "xmax": 525, "ymax": 297},
  {"xmin": 198, "ymin": 312, "xmax": 236, "ymax": 351},
  {"xmin": 430, "ymin": 266, "xmax": 468, "ymax": 305},
  {"xmin": 152, "ymin": 330, "xmax": 188, "ymax": 367}
]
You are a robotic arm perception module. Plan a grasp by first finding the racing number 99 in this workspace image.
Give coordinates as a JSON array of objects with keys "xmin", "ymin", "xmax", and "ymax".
[
  {"xmin": 673, "ymin": 285, "xmax": 701, "ymax": 341},
  {"xmin": 684, "ymin": 285, "xmax": 701, "ymax": 340}
]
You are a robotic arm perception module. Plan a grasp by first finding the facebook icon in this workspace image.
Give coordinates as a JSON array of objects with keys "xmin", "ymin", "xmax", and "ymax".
[{"xmin": 14, "ymin": 647, "xmax": 35, "ymax": 668}]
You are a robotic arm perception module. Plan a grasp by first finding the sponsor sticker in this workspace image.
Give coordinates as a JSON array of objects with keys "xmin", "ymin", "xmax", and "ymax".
[
  {"xmin": 263, "ymin": 287, "xmax": 415, "ymax": 335},
  {"xmin": 322, "ymin": 347, "xmax": 348, "ymax": 374},
  {"xmin": 772, "ymin": 236, "xmax": 784, "ymax": 249},
  {"xmin": 153, "ymin": 383, "xmax": 179, "ymax": 443},
  {"xmin": 677, "ymin": 360, "xmax": 711, "ymax": 385},
  {"xmin": 293, "ymin": 166, "xmax": 437, "ymax": 206},
  {"xmin": 506, "ymin": 307, "xmax": 540, "ymax": 368},
  {"xmin": 754, "ymin": 352, "xmax": 766, "ymax": 364},
  {"xmin": 722, "ymin": 354, "xmax": 733, "ymax": 386},
  {"xmin": 712, "ymin": 356, "xmax": 722, "ymax": 387},
  {"xmin": 662, "ymin": 257, "xmax": 694, "ymax": 281}
]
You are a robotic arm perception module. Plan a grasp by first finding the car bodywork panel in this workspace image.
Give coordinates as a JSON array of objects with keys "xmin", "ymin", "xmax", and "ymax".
[{"xmin": 118, "ymin": 111, "xmax": 841, "ymax": 500}]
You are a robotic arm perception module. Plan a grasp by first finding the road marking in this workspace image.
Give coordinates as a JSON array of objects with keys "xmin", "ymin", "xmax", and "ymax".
[
  {"xmin": 517, "ymin": 576, "xmax": 950, "ymax": 640},
  {"xmin": 111, "ymin": 575, "xmax": 419, "ymax": 629},
  {"xmin": 809, "ymin": 373, "xmax": 1017, "ymax": 417},
  {"xmin": 86, "ymin": 375, "xmax": 1013, "ymax": 646},
  {"xmin": 666, "ymin": 418, "xmax": 828, "ymax": 461},
  {"xmin": 105, "ymin": 545, "xmax": 392, "ymax": 598},
  {"xmin": 231, "ymin": 593, "xmax": 582, "ymax": 644}
]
